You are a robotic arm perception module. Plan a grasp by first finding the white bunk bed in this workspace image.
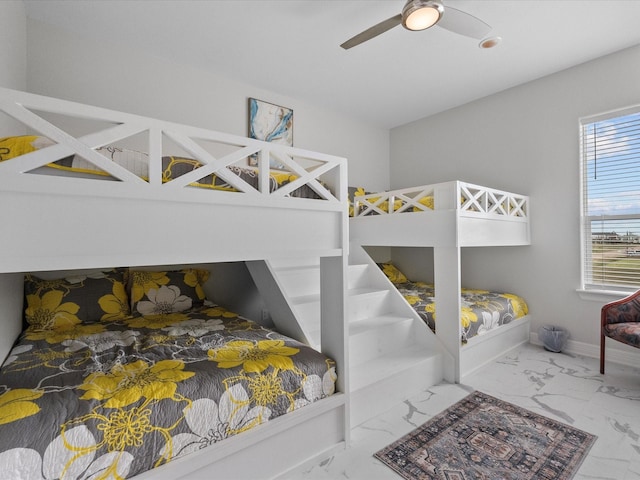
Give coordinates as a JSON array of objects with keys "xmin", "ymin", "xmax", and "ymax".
[
  {"xmin": 349, "ymin": 181, "xmax": 531, "ymax": 382},
  {"xmin": 0, "ymin": 87, "xmax": 349, "ymax": 480}
]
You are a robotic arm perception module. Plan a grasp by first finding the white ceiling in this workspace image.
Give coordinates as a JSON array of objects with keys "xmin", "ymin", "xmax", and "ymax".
[{"xmin": 23, "ymin": 0, "xmax": 640, "ymax": 129}]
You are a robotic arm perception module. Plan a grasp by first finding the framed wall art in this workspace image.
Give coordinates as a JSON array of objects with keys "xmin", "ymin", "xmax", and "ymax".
[{"xmin": 248, "ymin": 98, "xmax": 293, "ymax": 169}]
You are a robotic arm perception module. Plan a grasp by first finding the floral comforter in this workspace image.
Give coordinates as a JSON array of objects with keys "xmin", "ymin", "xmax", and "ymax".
[
  {"xmin": 0, "ymin": 305, "xmax": 337, "ymax": 479},
  {"xmin": 395, "ymin": 281, "xmax": 529, "ymax": 344},
  {"xmin": 0, "ymin": 136, "xmax": 321, "ymax": 199}
]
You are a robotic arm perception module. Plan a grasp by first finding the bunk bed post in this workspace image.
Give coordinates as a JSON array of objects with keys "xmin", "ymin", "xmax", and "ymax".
[
  {"xmin": 320, "ymin": 160, "xmax": 349, "ymax": 442},
  {"xmin": 0, "ymin": 273, "xmax": 24, "ymax": 365},
  {"xmin": 320, "ymin": 254, "xmax": 350, "ymax": 443},
  {"xmin": 432, "ymin": 182, "xmax": 463, "ymax": 383},
  {"xmin": 433, "ymin": 245, "xmax": 462, "ymax": 383}
]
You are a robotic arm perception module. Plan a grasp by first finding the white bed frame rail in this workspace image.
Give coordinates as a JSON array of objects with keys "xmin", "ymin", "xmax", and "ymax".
[
  {"xmin": 354, "ymin": 181, "xmax": 528, "ymax": 218},
  {"xmin": 0, "ymin": 87, "xmax": 348, "ymax": 272},
  {"xmin": 0, "ymin": 88, "xmax": 349, "ymax": 479},
  {"xmin": 351, "ymin": 180, "xmax": 530, "ymax": 247}
]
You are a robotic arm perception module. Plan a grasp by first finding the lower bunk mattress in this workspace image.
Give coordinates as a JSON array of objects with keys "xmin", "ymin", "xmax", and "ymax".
[
  {"xmin": 379, "ymin": 263, "xmax": 529, "ymax": 343},
  {"xmin": 0, "ymin": 297, "xmax": 336, "ymax": 479}
]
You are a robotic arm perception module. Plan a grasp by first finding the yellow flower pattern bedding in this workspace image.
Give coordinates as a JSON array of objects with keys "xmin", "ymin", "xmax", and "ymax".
[
  {"xmin": 347, "ymin": 186, "xmax": 435, "ymax": 217},
  {"xmin": 0, "ymin": 304, "xmax": 336, "ymax": 479},
  {"xmin": 0, "ymin": 136, "xmax": 320, "ymax": 199},
  {"xmin": 378, "ymin": 263, "xmax": 528, "ymax": 344}
]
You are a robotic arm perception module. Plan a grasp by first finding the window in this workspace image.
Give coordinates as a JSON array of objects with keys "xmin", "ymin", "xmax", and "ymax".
[{"xmin": 581, "ymin": 106, "xmax": 640, "ymax": 292}]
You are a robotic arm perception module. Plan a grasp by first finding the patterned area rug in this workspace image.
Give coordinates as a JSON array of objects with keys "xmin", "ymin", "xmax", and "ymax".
[{"xmin": 374, "ymin": 391, "xmax": 596, "ymax": 480}]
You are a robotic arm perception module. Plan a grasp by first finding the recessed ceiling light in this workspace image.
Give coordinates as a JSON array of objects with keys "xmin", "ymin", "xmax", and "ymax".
[{"xmin": 479, "ymin": 36, "xmax": 502, "ymax": 49}]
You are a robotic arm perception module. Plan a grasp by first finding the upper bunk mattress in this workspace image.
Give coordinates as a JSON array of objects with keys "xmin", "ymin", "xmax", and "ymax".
[{"xmin": 0, "ymin": 135, "xmax": 321, "ymax": 199}]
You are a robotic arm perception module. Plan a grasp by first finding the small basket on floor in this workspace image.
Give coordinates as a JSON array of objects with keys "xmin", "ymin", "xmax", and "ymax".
[{"xmin": 539, "ymin": 325, "xmax": 569, "ymax": 353}]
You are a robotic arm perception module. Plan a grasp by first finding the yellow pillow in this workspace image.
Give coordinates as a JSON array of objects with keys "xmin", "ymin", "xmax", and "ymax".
[
  {"xmin": 377, "ymin": 263, "xmax": 409, "ymax": 284},
  {"xmin": 0, "ymin": 135, "xmax": 52, "ymax": 162},
  {"xmin": 416, "ymin": 195, "xmax": 435, "ymax": 210}
]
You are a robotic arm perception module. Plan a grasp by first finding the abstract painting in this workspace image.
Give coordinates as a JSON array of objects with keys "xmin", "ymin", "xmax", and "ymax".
[{"xmin": 248, "ymin": 98, "xmax": 293, "ymax": 169}]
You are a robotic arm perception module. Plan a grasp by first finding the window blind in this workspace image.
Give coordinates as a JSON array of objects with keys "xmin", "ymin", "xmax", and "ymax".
[{"xmin": 581, "ymin": 108, "xmax": 640, "ymax": 291}]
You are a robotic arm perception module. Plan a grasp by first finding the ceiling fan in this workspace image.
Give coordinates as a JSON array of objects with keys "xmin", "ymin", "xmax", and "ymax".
[{"xmin": 340, "ymin": 0, "xmax": 493, "ymax": 50}]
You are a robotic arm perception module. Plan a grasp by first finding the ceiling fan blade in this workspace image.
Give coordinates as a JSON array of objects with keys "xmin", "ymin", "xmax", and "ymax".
[
  {"xmin": 340, "ymin": 14, "xmax": 403, "ymax": 50},
  {"xmin": 437, "ymin": 6, "xmax": 491, "ymax": 39}
]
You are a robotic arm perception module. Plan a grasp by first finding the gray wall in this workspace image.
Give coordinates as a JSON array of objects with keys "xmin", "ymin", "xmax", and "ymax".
[
  {"xmin": 0, "ymin": 1, "xmax": 27, "ymax": 362},
  {"xmin": 0, "ymin": 1, "xmax": 27, "ymax": 132},
  {"xmin": 390, "ymin": 44, "xmax": 640, "ymax": 355}
]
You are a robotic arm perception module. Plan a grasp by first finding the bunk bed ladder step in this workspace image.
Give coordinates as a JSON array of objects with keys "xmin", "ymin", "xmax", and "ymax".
[
  {"xmin": 288, "ymin": 288, "xmax": 392, "ymax": 347},
  {"xmin": 249, "ymin": 253, "xmax": 447, "ymax": 429},
  {"xmin": 346, "ymin": 242, "xmax": 451, "ymax": 426},
  {"xmin": 349, "ymin": 343, "xmax": 443, "ymax": 428},
  {"xmin": 349, "ymin": 314, "xmax": 416, "ymax": 366}
]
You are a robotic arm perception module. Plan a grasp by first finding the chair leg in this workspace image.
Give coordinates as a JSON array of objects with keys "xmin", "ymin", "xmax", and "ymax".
[{"xmin": 600, "ymin": 334, "xmax": 605, "ymax": 374}]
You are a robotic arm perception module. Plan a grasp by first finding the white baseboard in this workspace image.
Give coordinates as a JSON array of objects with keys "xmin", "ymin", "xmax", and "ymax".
[{"xmin": 529, "ymin": 333, "xmax": 640, "ymax": 369}]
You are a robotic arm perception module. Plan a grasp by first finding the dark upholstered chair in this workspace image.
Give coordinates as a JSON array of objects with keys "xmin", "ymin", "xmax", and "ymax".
[{"xmin": 601, "ymin": 290, "xmax": 640, "ymax": 374}]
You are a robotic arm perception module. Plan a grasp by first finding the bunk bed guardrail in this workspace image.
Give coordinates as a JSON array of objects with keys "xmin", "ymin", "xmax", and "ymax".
[
  {"xmin": 353, "ymin": 181, "xmax": 529, "ymax": 221},
  {"xmin": 0, "ymin": 87, "xmax": 346, "ymax": 210},
  {"xmin": 0, "ymin": 88, "xmax": 348, "ymax": 273}
]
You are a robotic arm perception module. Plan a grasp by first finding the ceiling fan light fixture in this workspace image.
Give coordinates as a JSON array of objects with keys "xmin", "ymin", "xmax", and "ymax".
[{"xmin": 402, "ymin": 0, "xmax": 444, "ymax": 31}]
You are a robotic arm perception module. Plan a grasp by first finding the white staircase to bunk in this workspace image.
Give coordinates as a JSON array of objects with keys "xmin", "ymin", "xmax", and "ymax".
[{"xmin": 247, "ymin": 243, "xmax": 448, "ymax": 428}]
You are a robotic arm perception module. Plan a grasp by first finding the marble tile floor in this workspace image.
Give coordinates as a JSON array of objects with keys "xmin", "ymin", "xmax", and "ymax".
[{"xmin": 279, "ymin": 343, "xmax": 640, "ymax": 480}]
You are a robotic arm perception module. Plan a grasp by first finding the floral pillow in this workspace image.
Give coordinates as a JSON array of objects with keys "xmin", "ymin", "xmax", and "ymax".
[
  {"xmin": 23, "ymin": 269, "xmax": 130, "ymax": 330},
  {"xmin": 377, "ymin": 262, "xmax": 409, "ymax": 284},
  {"xmin": 129, "ymin": 268, "xmax": 210, "ymax": 316}
]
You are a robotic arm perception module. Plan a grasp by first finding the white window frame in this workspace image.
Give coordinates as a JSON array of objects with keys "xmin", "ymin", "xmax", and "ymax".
[{"xmin": 579, "ymin": 104, "xmax": 640, "ymax": 299}]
